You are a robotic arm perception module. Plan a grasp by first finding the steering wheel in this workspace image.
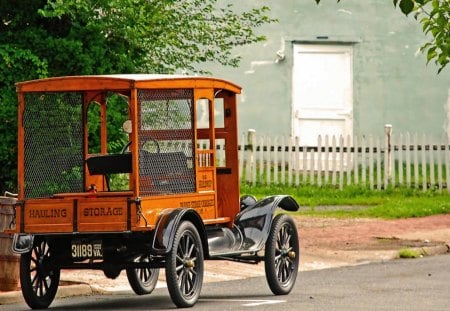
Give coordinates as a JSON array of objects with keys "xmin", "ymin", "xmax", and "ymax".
[
  {"xmin": 121, "ymin": 141, "xmax": 132, "ymax": 154},
  {"xmin": 140, "ymin": 137, "xmax": 160, "ymax": 153},
  {"xmin": 121, "ymin": 137, "xmax": 161, "ymax": 154}
]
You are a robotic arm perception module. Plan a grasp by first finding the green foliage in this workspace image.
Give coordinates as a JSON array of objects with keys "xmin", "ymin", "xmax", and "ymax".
[
  {"xmin": 106, "ymin": 94, "xmax": 129, "ymax": 154},
  {"xmin": 315, "ymin": 0, "xmax": 449, "ymax": 73},
  {"xmin": 22, "ymin": 92, "xmax": 84, "ymax": 197},
  {"xmin": 86, "ymin": 93, "xmax": 129, "ymax": 154},
  {"xmin": 109, "ymin": 173, "xmax": 130, "ymax": 191},
  {"xmin": 0, "ymin": 0, "xmax": 274, "ymax": 194},
  {"xmin": 38, "ymin": 0, "xmax": 275, "ymax": 74},
  {"xmin": 393, "ymin": 0, "xmax": 449, "ymax": 73},
  {"xmin": 0, "ymin": 44, "xmax": 48, "ymax": 193},
  {"xmin": 28, "ymin": 166, "xmax": 82, "ymax": 198},
  {"xmin": 398, "ymin": 248, "xmax": 423, "ymax": 258},
  {"xmin": 395, "ymin": 0, "xmax": 415, "ymax": 14}
]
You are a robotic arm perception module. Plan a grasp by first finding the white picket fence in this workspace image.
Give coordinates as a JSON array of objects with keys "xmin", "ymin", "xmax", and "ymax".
[{"xmin": 229, "ymin": 131, "xmax": 450, "ymax": 193}]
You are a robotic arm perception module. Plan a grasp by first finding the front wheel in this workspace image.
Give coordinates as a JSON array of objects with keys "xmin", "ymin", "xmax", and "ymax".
[
  {"xmin": 20, "ymin": 238, "xmax": 60, "ymax": 309},
  {"xmin": 264, "ymin": 214, "xmax": 299, "ymax": 295},
  {"xmin": 126, "ymin": 255, "xmax": 160, "ymax": 295},
  {"xmin": 165, "ymin": 221, "xmax": 204, "ymax": 308}
]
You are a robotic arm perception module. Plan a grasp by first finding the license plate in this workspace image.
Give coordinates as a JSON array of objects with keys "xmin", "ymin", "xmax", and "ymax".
[{"xmin": 71, "ymin": 240, "xmax": 103, "ymax": 259}]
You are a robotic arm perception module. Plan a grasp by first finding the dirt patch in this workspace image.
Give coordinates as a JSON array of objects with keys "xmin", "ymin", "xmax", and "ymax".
[
  {"xmin": 294, "ymin": 213, "xmax": 450, "ymax": 272},
  {"xmin": 296, "ymin": 214, "xmax": 450, "ymax": 251}
]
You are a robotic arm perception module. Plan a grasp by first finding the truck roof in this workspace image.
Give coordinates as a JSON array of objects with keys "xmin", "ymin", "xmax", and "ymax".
[{"xmin": 15, "ymin": 74, "xmax": 242, "ymax": 94}]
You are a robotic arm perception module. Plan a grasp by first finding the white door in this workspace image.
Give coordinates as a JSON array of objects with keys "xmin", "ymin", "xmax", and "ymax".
[{"xmin": 292, "ymin": 44, "xmax": 353, "ymax": 146}]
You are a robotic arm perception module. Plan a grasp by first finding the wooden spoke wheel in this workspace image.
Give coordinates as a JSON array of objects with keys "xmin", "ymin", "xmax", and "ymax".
[
  {"xmin": 20, "ymin": 238, "xmax": 60, "ymax": 309},
  {"xmin": 126, "ymin": 255, "xmax": 160, "ymax": 295},
  {"xmin": 264, "ymin": 214, "xmax": 299, "ymax": 295},
  {"xmin": 165, "ymin": 221, "xmax": 204, "ymax": 308}
]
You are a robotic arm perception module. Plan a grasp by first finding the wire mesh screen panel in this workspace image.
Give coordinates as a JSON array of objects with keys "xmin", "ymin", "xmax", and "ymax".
[
  {"xmin": 138, "ymin": 89, "xmax": 196, "ymax": 195},
  {"xmin": 23, "ymin": 92, "xmax": 84, "ymax": 198}
]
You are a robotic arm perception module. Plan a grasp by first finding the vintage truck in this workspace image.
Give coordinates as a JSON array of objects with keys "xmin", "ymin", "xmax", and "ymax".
[{"xmin": 8, "ymin": 75, "xmax": 299, "ymax": 308}]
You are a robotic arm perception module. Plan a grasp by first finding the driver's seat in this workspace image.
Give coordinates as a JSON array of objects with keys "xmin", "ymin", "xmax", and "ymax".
[{"xmin": 86, "ymin": 153, "xmax": 132, "ymax": 191}]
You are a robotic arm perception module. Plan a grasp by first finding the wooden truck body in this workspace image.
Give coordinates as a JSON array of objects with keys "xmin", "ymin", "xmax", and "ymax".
[{"xmin": 8, "ymin": 75, "xmax": 299, "ymax": 308}]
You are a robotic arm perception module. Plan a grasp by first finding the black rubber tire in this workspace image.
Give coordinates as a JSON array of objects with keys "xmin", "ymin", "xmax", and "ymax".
[
  {"xmin": 165, "ymin": 221, "xmax": 204, "ymax": 308},
  {"xmin": 20, "ymin": 238, "xmax": 60, "ymax": 309},
  {"xmin": 126, "ymin": 255, "xmax": 160, "ymax": 295},
  {"xmin": 264, "ymin": 214, "xmax": 299, "ymax": 295}
]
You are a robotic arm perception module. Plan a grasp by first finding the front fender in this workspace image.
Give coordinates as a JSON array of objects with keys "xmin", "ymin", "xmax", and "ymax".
[
  {"xmin": 234, "ymin": 195, "xmax": 299, "ymax": 252},
  {"xmin": 152, "ymin": 208, "xmax": 207, "ymax": 255},
  {"xmin": 12, "ymin": 233, "xmax": 34, "ymax": 254}
]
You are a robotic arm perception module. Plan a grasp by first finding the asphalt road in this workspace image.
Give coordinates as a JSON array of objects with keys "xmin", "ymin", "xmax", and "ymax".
[{"xmin": 2, "ymin": 254, "xmax": 449, "ymax": 311}]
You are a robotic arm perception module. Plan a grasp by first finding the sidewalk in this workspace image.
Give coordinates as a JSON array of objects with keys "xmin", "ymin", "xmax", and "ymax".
[{"xmin": 1, "ymin": 214, "xmax": 449, "ymax": 305}]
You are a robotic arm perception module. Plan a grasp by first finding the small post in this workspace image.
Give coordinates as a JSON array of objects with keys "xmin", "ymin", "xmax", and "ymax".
[
  {"xmin": 384, "ymin": 124, "xmax": 393, "ymax": 183},
  {"xmin": 247, "ymin": 129, "xmax": 256, "ymax": 149},
  {"xmin": 246, "ymin": 129, "xmax": 256, "ymax": 184},
  {"xmin": 446, "ymin": 88, "xmax": 450, "ymax": 142}
]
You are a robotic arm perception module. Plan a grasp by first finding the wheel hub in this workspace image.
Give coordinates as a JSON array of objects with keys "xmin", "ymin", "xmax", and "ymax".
[
  {"xmin": 184, "ymin": 259, "xmax": 195, "ymax": 269},
  {"xmin": 281, "ymin": 247, "xmax": 296, "ymax": 260},
  {"xmin": 36, "ymin": 255, "xmax": 49, "ymax": 278},
  {"xmin": 288, "ymin": 251, "xmax": 296, "ymax": 259}
]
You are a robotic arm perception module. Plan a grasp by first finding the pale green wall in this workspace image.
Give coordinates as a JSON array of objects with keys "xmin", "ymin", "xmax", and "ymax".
[{"xmin": 206, "ymin": 0, "xmax": 450, "ymax": 139}]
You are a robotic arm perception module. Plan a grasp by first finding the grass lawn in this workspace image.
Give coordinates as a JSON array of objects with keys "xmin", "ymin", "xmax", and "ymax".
[{"xmin": 240, "ymin": 184, "xmax": 450, "ymax": 219}]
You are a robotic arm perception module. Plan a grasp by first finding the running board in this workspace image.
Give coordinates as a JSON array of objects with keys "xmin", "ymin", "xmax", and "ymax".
[{"xmin": 206, "ymin": 226, "xmax": 264, "ymax": 258}]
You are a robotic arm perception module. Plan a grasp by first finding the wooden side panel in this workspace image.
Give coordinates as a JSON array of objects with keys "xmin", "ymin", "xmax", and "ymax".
[
  {"xmin": 215, "ymin": 91, "xmax": 240, "ymax": 222},
  {"xmin": 21, "ymin": 197, "xmax": 133, "ymax": 233},
  {"xmin": 197, "ymin": 168, "xmax": 215, "ymax": 192},
  {"xmin": 138, "ymin": 193, "xmax": 217, "ymax": 227},
  {"xmin": 77, "ymin": 197, "xmax": 129, "ymax": 232},
  {"xmin": 23, "ymin": 199, "xmax": 74, "ymax": 233}
]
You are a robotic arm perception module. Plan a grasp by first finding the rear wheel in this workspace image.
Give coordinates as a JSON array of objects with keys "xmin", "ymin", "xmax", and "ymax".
[
  {"xmin": 20, "ymin": 238, "xmax": 60, "ymax": 309},
  {"xmin": 264, "ymin": 214, "xmax": 299, "ymax": 295},
  {"xmin": 165, "ymin": 221, "xmax": 204, "ymax": 308},
  {"xmin": 126, "ymin": 255, "xmax": 160, "ymax": 295}
]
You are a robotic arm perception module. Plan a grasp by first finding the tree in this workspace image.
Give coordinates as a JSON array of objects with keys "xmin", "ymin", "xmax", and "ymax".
[
  {"xmin": 0, "ymin": 44, "xmax": 48, "ymax": 193},
  {"xmin": 37, "ymin": 0, "xmax": 275, "ymax": 74},
  {"xmin": 315, "ymin": 0, "xmax": 449, "ymax": 73},
  {"xmin": 0, "ymin": 0, "xmax": 275, "ymax": 193}
]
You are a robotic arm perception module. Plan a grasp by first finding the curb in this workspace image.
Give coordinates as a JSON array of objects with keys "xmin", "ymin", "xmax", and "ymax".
[
  {"xmin": 1, "ymin": 244, "xmax": 449, "ymax": 305},
  {"xmin": 56, "ymin": 284, "xmax": 94, "ymax": 298},
  {"xmin": 0, "ymin": 290, "xmax": 22, "ymax": 305},
  {"xmin": 418, "ymin": 244, "xmax": 450, "ymax": 257},
  {"xmin": 0, "ymin": 284, "xmax": 95, "ymax": 305},
  {"xmin": 394, "ymin": 244, "xmax": 449, "ymax": 259}
]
